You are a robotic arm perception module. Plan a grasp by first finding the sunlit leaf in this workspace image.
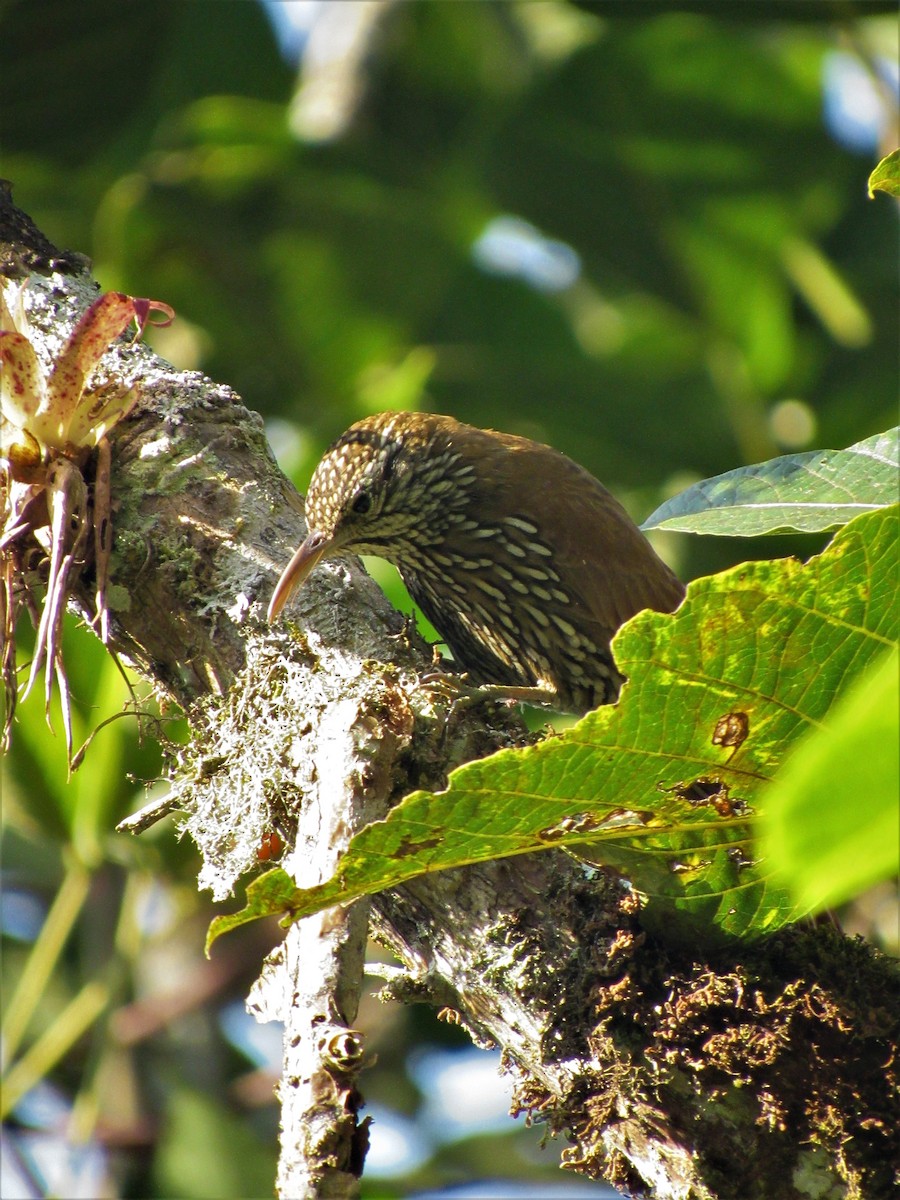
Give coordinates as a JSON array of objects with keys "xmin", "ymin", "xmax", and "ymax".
[
  {"xmin": 642, "ymin": 429, "xmax": 898, "ymax": 536},
  {"xmin": 206, "ymin": 868, "xmax": 297, "ymax": 954}
]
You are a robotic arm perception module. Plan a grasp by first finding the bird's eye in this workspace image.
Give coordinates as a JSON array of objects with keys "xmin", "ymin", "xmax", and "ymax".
[{"xmin": 350, "ymin": 489, "xmax": 372, "ymax": 515}]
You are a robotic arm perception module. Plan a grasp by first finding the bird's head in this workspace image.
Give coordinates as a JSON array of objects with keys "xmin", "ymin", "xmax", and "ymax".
[{"xmin": 266, "ymin": 412, "xmax": 476, "ymax": 621}]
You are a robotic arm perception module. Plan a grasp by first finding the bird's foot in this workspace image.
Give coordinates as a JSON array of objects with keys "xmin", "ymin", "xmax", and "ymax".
[{"xmin": 418, "ymin": 670, "xmax": 557, "ymax": 712}]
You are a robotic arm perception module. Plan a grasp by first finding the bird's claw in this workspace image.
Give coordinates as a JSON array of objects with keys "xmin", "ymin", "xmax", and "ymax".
[
  {"xmin": 417, "ymin": 671, "xmax": 557, "ymax": 712},
  {"xmin": 418, "ymin": 670, "xmax": 497, "ymax": 711}
]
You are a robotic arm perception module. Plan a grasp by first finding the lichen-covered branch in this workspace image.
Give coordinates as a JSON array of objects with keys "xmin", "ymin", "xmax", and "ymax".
[{"xmin": 4, "ymin": 194, "xmax": 897, "ymax": 1200}]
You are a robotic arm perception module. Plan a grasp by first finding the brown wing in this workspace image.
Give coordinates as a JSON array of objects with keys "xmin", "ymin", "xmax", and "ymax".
[{"xmin": 474, "ymin": 426, "xmax": 685, "ymax": 641}]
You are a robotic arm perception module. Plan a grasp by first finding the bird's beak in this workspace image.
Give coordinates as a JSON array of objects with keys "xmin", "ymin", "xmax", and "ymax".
[{"xmin": 267, "ymin": 530, "xmax": 332, "ymax": 622}]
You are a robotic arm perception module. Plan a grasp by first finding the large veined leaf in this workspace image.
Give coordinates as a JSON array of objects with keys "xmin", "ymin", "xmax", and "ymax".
[
  {"xmin": 641, "ymin": 428, "xmax": 898, "ymax": 536},
  {"xmin": 209, "ymin": 507, "xmax": 897, "ymax": 950}
]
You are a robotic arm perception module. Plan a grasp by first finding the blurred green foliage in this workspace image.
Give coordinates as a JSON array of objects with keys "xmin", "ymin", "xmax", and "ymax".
[
  {"xmin": 2, "ymin": 0, "xmax": 897, "ymax": 1195},
  {"xmin": 761, "ymin": 642, "xmax": 899, "ymax": 913}
]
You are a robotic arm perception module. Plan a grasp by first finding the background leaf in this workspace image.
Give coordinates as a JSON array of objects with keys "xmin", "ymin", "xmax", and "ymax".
[
  {"xmin": 758, "ymin": 645, "xmax": 900, "ymax": 912},
  {"xmin": 642, "ymin": 428, "xmax": 899, "ymax": 535},
  {"xmin": 868, "ymin": 148, "xmax": 900, "ymax": 198}
]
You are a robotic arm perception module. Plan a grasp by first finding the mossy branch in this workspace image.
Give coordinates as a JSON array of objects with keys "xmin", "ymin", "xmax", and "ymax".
[{"xmin": 3, "ymin": 189, "xmax": 896, "ymax": 1200}]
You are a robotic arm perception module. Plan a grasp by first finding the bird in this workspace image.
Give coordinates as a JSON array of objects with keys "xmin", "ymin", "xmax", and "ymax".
[{"xmin": 267, "ymin": 411, "xmax": 684, "ymax": 715}]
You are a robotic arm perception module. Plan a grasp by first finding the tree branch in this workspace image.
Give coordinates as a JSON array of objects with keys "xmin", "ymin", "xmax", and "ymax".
[{"xmin": 4, "ymin": 193, "xmax": 896, "ymax": 1200}]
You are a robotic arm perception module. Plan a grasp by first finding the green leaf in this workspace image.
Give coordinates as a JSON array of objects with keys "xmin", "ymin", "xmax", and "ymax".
[
  {"xmin": 758, "ymin": 646, "xmax": 899, "ymax": 913},
  {"xmin": 642, "ymin": 429, "xmax": 898, "ymax": 536},
  {"xmin": 249, "ymin": 507, "xmax": 896, "ymax": 942},
  {"xmin": 206, "ymin": 867, "xmax": 297, "ymax": 954},
  {"xmin": 868, "ymin": 149, "xmax": 900, "ymax": 199}
]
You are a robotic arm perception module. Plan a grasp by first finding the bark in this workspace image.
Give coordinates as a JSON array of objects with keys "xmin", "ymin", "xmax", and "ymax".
[{"xmin": 3, "ymin": 193, "xmax": 897, "ymax": 1200}]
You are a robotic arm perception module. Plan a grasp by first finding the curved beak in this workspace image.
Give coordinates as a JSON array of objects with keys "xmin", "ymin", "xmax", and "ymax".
[{"xmin": 267, "ymin": 530, "xmax": 332, "ymax": 622}]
